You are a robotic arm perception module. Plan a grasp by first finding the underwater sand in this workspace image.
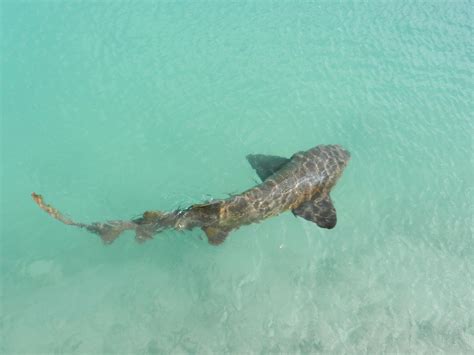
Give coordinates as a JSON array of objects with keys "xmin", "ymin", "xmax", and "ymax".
[{"xmin": 1, "ymin": 2, "xmax": 473, "ymax": 353}]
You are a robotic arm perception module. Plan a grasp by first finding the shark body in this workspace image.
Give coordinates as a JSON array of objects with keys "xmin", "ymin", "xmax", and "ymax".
[{"xmin": 32, "ymin": 144, "xmax": 350, "ymax": 245}]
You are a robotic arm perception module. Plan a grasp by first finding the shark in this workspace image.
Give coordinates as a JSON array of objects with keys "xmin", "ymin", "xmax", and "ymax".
[{"xmin": 32, "ymin": 144, "xmax": 350, "ymax": 245}]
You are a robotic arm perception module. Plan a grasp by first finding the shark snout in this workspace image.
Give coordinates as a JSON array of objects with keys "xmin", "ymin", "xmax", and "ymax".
[
  {"xmin": 340, "ymin": 148, "xmax": 351, "ymax": 163},
  {"xmin": 330, "ymin": 145, "xmax": 351, "ymax": 167}
]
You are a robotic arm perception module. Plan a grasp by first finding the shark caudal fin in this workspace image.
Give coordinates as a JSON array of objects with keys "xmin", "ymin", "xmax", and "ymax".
[
  {"xmin": 292, "ymin": 193, "xmax": 337, "ymax": 229},
  {"xmin": 32, "ymin": 193, "xmax": 139, "ymax": 244},
  {"xmin": 246, "ymin": 154, "xmax": 289, "ymax": 181}
]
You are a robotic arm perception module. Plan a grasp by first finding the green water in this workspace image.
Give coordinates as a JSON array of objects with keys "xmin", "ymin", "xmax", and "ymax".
[{"xmin": 1, "ymin": 1, "xmax": 473, "ymax": 353}]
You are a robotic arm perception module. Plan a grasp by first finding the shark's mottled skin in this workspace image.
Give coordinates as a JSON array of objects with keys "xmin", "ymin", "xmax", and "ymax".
[{"xmin": 32, "ymin": 144, "xmax": 350, "ymax": 245}]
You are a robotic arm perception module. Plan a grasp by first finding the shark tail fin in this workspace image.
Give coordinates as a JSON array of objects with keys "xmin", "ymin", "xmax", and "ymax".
[{"xmin": 31, "ymin": 192, "xmax": 136, "ymax": 244}]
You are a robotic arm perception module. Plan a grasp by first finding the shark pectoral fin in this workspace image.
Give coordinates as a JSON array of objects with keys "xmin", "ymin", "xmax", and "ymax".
[
  {"xmin": 292, "ymin": 194, "xmax": 337, "ymax": 229},
  {"xmin": 246, "ymin": 154, "xmax": 289, "ymax": 181},
  {"xmin": 202, "ymin": 226, "xmax": 230, "ymax": 245}
]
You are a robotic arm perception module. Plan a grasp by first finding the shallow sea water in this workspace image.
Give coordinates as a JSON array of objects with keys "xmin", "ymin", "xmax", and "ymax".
[{"xmin": 1, "ymin": 2, "xmax": 473, "ymax": 353}]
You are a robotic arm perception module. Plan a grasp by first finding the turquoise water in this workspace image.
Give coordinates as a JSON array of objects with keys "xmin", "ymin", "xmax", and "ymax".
[{"xmin": 1, "ymin": 1, "xmax": 473, "ymax": 353}]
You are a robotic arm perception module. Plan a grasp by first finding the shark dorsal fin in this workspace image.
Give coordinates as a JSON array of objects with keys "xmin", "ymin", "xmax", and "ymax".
[
  {"xmin": 246, "ymin": 154, "xmax": 289, "ymax": 181},
  {"xmin": 292, "ymin": 193, "xmax": 337, "ymax": 229}
]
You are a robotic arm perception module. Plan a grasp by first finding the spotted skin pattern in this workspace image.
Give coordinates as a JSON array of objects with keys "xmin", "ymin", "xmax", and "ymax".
[{"xmin": 32, "ymin": 145, "xmax": 350, "ymax": 245}]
